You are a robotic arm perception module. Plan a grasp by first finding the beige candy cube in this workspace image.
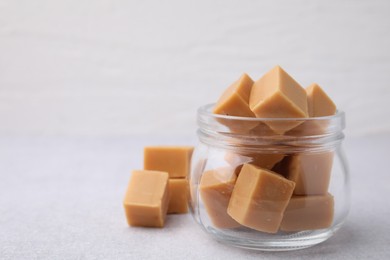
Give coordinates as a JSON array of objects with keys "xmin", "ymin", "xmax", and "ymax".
[
  {"xmin": 144, "ymin": 146, "xmax": 194, "ymax": 178},
  {"xmin": 287, "ymin": 83, "xmax": 336, "ymax": 136},
  {"xmin": 213, "ymin": 73, "xmax": 258, "ymax": 133},
  {"xmin": 280, "ymin": 194, "xmax": 334, "ymax": 231},
  {"xmin": 168, "ymin": 178, "xmax": 189, "ymax": 214},
  {"xmin": 249, "ymin": 66, "xmax": 308, "ymax": 134},
  {"xmin": 123, "ymin": 170, "xmax": 169, "ymax": 228},
  {"xmin": 227, "ymin": 164, "xmax": 295, "ymax": 233}
]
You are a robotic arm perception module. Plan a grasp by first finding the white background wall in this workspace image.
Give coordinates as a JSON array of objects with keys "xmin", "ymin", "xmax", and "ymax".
[{"xmin": 1, "ymin": 0, "xmax": 389, "ymax": 138}]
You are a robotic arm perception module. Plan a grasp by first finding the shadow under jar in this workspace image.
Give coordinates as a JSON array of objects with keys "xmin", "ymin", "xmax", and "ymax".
[{"xmin": 189, "ymin": 104, "xmax": 350, "ymax": 251}]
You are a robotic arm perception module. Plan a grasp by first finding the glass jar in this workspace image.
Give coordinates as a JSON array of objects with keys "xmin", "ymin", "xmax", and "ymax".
[{"xmin": 189, "ymin": 104, "xmax": 350, "ymax": 251}]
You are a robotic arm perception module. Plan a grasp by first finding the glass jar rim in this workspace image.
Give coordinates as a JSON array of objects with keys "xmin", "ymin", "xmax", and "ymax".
[
  {"xmin": 198, "ymin": 103, "xmax": 345, "ymax": 123},
  {"xmin": 197, "ymin": 103, "xmax": 345, "ymax": 151}
]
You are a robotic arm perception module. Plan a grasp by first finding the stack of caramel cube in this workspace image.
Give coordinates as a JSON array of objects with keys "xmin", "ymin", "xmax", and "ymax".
[{"xmin": 123, "ymin": 147, "xmax": 193, "ymax": 227}]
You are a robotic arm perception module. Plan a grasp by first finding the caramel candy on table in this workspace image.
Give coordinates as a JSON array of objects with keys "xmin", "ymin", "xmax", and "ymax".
[
  {"xmin": 213, "ymin": 73, "xmax": 258, "ymax": 132},
  {"xmin": 144, "ymin": 146, "xmax": 194, "ymax": 178},
  {"xmin": 280, "ymin": 194, "xmax": 334, "ymax": 232},
  {"xmin": 123, "ymin": 170, "xmax": 169, "ymax": 228},
  {"xmin": 287, "ymin": 83, "xmax": 336, "ymax": 136},
  {"xmin": 249, "ymin": 66, "xmax": 308, "ymax": 134},
  {"xmin": 199, "ymin": 167, "xmax": 240, "ymax": 229},
  {"xmin": 168, "ymin": 178, "xmax": 189, "ymax": 214},
  {"xmin": 286, "ymin": 152, "xmax": 334, "ymax": 195},
  {"xmin": 227, "ymin": 164, "xmax": 295, "ymax": 233}
]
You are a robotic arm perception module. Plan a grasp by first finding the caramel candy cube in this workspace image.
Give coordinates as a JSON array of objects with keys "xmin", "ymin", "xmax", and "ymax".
[
  {"xmin": 306, "ymin": 83, "xmax": 336, "ymax": 117},
  {"xmin": 123, "ymin": 170, "xmax": 169, "ymax": 227},
  {"xmin": 249, "ymin": 66, "xmax": 308, "ymax": 134},
  {"xmin": 287, "ymin": 152, "xmax": 334, "ymax": 195},
  {"xmin": 280, "ymin": 194, "xmax": 334, "ymax": 231},
  {"xmin": 144, "ymin": 146, "xmax": 194, "ymax": 178},
  {"xmin": 200, "ymin": 167, "xmax": 240, "ymax": 229},
  {"xmin": 168, "ymin": 178, "xmax": 188, "ymax": 214},
  {"xmin": 213, "ymin": 74, "xmax": 258, "ymax": 132},
  {"xmin": 227, "ymin": 164, "xmax": 295, "ymax": 233},
  {"xmin": 213, "ymin": 73, "xmax": 255, "ymax": 117},
  {"xmin": 287, "ymin": 83, "xmax": 336, "ymax": 136}
]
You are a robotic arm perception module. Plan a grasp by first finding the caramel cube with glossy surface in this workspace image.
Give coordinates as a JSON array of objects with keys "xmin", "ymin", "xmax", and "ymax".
[
  {"xmin": 287, "ymin": 152, "xmax": 334, "ymax": 195},
  {"xmin": 144, "ymin": 146, "xmax": 194, "ymax": 178},
  {"xmin": 249, "ymin": 66, "xmax": 308, "ymax": 134},
  {"xmin": 123, "ymin": 170, "xmax": 169, "ymax": 227},
  {"xmin": 168, "ymin": 178, "xmax": 188, "ymax": 214},
  {"xmin": 227, "ymin": 164, "xmax": 295, "ymax": 233},
  {"xmin": 280, "ymin": 194, "xmax": 334, "ymax": 231},
  {"xmin": 200, "ymin": 167, "xmax": 240, "ymax": 229}
]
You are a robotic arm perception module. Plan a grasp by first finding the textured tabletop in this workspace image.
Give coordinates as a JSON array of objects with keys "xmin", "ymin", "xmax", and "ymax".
[{"xmin": 0, "ymin": 134, "xmax": 389, "ymax": 259}]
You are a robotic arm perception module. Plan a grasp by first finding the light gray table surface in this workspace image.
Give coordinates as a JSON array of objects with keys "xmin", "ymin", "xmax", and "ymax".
[{"xmin": 1, "ymin": 134, "xmax": 389, "ymax": 259}]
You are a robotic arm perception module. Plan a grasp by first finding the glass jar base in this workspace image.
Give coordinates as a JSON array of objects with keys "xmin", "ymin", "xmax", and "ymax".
[{"xmin": 205, "ymin": 223, "xmax": 343, "ymax": 251}]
